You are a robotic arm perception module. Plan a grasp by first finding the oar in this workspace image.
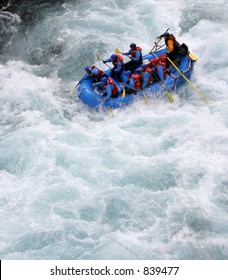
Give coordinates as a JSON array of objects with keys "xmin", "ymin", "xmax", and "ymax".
[
  {"xmin": 150, "ymin": 51, "xmax": 174, "ymax": 103},
  {"xmin": 108, "ymin": 106, "xmax": 115, "ymax": 117},
  {"xmin": 166, "ymin": 56, "xmax": 208, "ymax": 103},
  {"xmin": 122, "ymin": 87, "xmax": 126, "ymax": 99},
  {"xmin": 115, "ymin": 48, "xmax": 131, "ymax": 59},
  {"xmin": 95, "ymin": 52, "xmax": 112, "ymax": 70},
  {"xmin": 151, "ymin": 70, "xmax": 174, "ymax": 103},
  {"xmin": 164, "ymin": 88, "xmax": 174, "ymax": 103},
  {"xmin": 150, "ymin": 28, "xmax": 169, "ymax": 53},
  {"xmin": 68, "ymin": 73, "xmax": 87, "ymax": 95},
  {"xmin": 142, "ymin": 91, "xmax": 151, "ymax": 106},
  {"xmin": 188, "ymin": 52, "xmax": 198, "ymax": 61},
  {"xmin": 68, "ymin": 82, "xmax": 79, "ymax": 95},
  {"xmin": 150, "ymin": 37, "xmax": 162, "ymax": 54}
]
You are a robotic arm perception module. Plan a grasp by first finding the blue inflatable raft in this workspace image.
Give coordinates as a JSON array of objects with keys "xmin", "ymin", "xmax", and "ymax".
[{"xmin": 77, "ymin": 48, "xmax": 195, "ymax": 110}]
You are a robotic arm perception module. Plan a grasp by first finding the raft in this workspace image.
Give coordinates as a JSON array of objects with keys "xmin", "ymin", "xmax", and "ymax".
[{"xmin": 77, "ymin": 48, "xmax": 195, "ymax": 110}]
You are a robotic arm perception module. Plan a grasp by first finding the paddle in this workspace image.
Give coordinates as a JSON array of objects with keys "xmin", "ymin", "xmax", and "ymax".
[
  {"xmin": 150, "ymin": 51, "xmax": 174, "ymax": 103},
  {"xmin": 150, "ymin": 70, "xmax": 174, "ymax": 103},
  {"xmin": 164, "ymin": 88, "xmax": 174, "ymax": 103},
  {"xmin": 166, "ymin": 56, "xmax": 208, "ymax": 103},
  {"xmin": 142, "ymin": 91, "xmax": 151, "ymax": 106},
  {"xmin": 150, "ymin": 28, "xmax": 169, "ymax": 53},
  {"xmin": 188, "ymin": 53, "xmax": 198, "ymax": 61},
  {"xmin": 122, "ymin": 88, "xmax": 126, "ymax": 99},
  {"xmin": 115, "ymin": 48, "xmax": 131, "ymax": 59},
  {"xmin": 68, "ymin": 73, "xmax": 87, "ymax": 95},
  {"xmin": 108, "ymin": 106, "xmax": 115, "ymax": 116},
  {"xmin": 95, "ymin": 52, "xmax": 112, "ymax": 70}
]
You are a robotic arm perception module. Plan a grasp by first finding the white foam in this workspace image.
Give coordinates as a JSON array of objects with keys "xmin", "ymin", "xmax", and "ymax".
[{"xmin": 0, "ymin": 0, "xmax": 228, "ymax": 260}]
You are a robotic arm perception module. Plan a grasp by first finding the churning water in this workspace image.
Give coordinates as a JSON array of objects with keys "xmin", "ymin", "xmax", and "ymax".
[{"xmin": 0, "ymin": 0, "xmax": 227, "ymax": 259}]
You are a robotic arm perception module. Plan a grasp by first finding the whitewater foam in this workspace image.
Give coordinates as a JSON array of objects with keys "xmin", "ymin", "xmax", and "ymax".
[{"xmin": 0, "ymin": 0, "xmax": 227, "ymax": 260}]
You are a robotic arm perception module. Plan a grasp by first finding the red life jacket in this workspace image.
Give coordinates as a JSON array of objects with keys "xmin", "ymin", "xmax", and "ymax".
[
  {"xmin": 112, "ymin": 54, "xmax": 124, "ymax": 69},
  {"xmin": 131, "ymin": 46, "xmax": 143, "ymax": 62},
  {"xmin": 141, "ymin": 67, "xmax": 153, "ymax": 83},
  {"xmin": 131, "ymin": 74, "xmax": 141, "ymax": 89},
  {"xmin": 90, "ymin": 65, "xmax": 105, "ymax": 78},
  {"xmin": 103, "ymin": 78, "xmax": 118, "ymax": 96},
  {"xmin": 150, "ymin": 55, "xmax": 167, "ymax": 76}
]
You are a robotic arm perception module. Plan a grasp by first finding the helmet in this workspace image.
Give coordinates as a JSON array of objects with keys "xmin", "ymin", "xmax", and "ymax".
[
  {"xmin": 130, "ymin": 43, "xmax": 136, "ymax": 49},
  {"xmin": 125, "ymin": 70, "xmax": 132, "ymax": 77},
  {"xmin": 162, "ymin": 32, "xmax": 169, "ymax": 37},
  {"xmin": 101, "ymin": 77, "xmax": 108, "ymax": 84},
  {"xmin": 111, "ymin": 54, "xmax": 117, "ymax": 61},
  {"xmin": 85, "ymin": 66, "xmax": 90, "ymax": 72},
  {"xmin": 141, "ymin": 64, "xmax": 147, "ymax": 70}
]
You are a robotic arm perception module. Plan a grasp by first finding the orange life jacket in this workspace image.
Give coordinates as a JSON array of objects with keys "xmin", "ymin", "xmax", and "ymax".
[
  {"xmin": 150, "ymin": 54, "xmax": 167, "ymax": 76},
  {"xmin": 103, "ymin": 78, "xmax": 118, "ymax": 96},
  {"xmin": 112, "ymin": 54, "xmax": 124, "ymax": 69},
  {"xmin": 141, "ymin": 67, "xmax": 153, "ymax": 83},
  {"xmin": 90, "ymin": 65, "xmax": 105, "ymax": 78}
]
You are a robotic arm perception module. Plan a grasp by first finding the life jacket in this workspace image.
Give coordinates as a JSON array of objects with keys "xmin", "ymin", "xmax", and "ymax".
[
  {"xmin": 90, "ymin": 65, "xmax": 105, "ymax": 78},
  {"xmin": 131, "ymin": 46, "xmax": 143, "ymax": 63},
  {"xmin": 165, "ymin": 34, "xmax": 180, "ymax": 52},
  {"xmin": 141, "ymin": 67, "xmax": 153, "ymax": 83},
  {"xmin": 113, "ymin": 54, "xmax": 124, "ymax": 69},
  {"xmin": 150, "ymin": 55, "xmax": 167, "ymax": 76},
  {"xmin": 103, "ymin": 78, "xmax": 118, "ymax": 96},
  {"xmin": 131, "ymin": 73, "xmax": 141, "ymax": 89}
]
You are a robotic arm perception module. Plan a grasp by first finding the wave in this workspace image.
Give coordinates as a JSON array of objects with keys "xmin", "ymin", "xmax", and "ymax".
[{"xmin": 0, "ymin": 0, "xmax": 227, "ymax": 260}]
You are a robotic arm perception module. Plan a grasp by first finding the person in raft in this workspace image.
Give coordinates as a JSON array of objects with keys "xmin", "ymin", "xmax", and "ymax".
[
  {"xmin": 150, "ymin": 54, "xmax": 167, "ymax": 84},
  {"xmin": 137, "ymin": 64, "xmax": 153, "ymax": 88},
  {"xmin": 84, "ymin": 65, "xmax": 107, "ymax": 82},
  {"xmin": 157, "ymin": 32, "xmax": 181, "ymax": 67},
  {"xmin": 103, "ymin": 53, "xmax": 125, "ymax": 82},
  {"xmin": 121, "ymin": 43, "xmax": 143, "ymax": 72},
  {"xmin": 124, "ymin": 70, "xmax": 141, "ymax": 93},
  {"xmin": 93, "ymin": 77, "xmax": 119, "ymax": 102}
]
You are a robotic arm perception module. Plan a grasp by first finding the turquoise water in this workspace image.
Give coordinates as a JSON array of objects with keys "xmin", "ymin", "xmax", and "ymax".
[{"xmin": 0, "ymin": 0, "xmax": 227, "ymax": 260}]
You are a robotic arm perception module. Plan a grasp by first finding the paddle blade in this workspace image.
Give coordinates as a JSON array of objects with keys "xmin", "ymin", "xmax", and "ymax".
[
  {"xmin": 165, "ymin": 90, "xmax": 174, "ymax": 103},
  {"xmin": 115, "ymin": 48, "xmax": 120, "ymax": 54},
  {"xmin": 189, "ymin": 52, "xmax": 198, "ymax": 61},
  {"xmin": 68, "ymin": 88, "xmax": 75, "ymax": 95},
  {"xmin": 95, "ymin": 52, "xmax": 102, "ymax": 60},
  {"xmin": 122, "ymin": 88, "xmax": 126, "ymax": 99},
  {"xmin": 108, "ymin": 106, "xmax": 115, "ymax": 117},
  {"xmin": 142, "ymin": 92, "xmax": 151, "ymax": 106}
]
